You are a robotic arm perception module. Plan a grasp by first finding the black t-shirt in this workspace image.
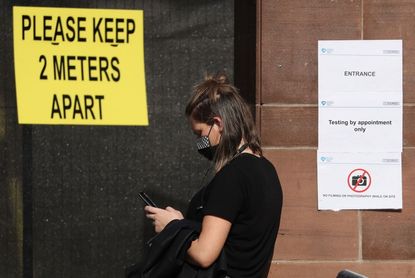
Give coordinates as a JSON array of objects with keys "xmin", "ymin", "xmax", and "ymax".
[{"xmin": 186, "ymin": 153, "xmax": 283, "ymax": 278}]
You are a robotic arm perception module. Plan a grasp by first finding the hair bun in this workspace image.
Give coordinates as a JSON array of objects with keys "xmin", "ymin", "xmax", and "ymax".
[
  {"xmin": 214, "ymin": 73, "xmax": 229, "ymax": 84},
  {"xmin": 205, "ymin": 72, "xmax": 230, "ymax": 85}
]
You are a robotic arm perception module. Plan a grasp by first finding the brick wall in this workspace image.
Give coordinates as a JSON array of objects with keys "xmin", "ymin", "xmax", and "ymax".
[{"xmin": 258, "ymin": 1, "xmax": 415, "ymax": 277}]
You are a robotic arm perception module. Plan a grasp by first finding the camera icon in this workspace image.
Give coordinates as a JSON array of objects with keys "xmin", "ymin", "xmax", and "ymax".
[{"xmin": 351, "ymin": 175, "xmax": 367, "ymax": 186}]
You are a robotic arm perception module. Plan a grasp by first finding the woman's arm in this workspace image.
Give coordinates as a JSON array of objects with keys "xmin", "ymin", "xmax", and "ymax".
[
  {"xmin": 145, "ymin": 206, "xmax": 231, "ymax": 268},
  {"xmin": 187, "ymin": 215, "xmax": 231, "ymax": 268}
]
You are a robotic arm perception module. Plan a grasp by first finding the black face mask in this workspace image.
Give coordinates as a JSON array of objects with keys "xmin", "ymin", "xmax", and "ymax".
[{"xmin": 196, "ymin": 125, "xmax": 217, "ymax": 161}]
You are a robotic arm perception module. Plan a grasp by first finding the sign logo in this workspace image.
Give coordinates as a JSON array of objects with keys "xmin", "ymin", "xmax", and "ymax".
[
  {"xmin": 321, "ymin": 47, "xmax": 334, "ymax": 54},
  {"xmin": 347, "ymin": 168, "xmax": 372, "ymax": 193}
]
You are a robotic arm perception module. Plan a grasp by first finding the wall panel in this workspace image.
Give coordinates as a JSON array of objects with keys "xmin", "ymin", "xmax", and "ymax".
[
  {"xmin": 1, "ymin": 0, "xmax": 235, "ymax": 277},
  {"xmin": 0, "ymin": 1, "xmax": 23, "ymax": 276},
  {"xmin": 259, "ymin": 0, "xmax": 415, "ymax": 277}
]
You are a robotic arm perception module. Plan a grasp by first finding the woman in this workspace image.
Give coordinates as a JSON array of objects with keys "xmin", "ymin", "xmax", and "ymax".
[{"xmin": 145, "ymin": 73, "xmax": 283, "ymax": 278}]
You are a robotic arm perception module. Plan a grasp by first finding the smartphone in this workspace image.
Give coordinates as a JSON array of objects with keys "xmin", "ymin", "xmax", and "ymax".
[{"xmin": 138, "ymin": 191, "xmax": 158, "ymax": 207}]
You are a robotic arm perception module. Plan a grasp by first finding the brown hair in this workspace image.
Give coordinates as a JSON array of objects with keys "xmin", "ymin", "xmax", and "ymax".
[{"xmin": 185, "ymin": 73, "xmax": 262, "ymax": 170}]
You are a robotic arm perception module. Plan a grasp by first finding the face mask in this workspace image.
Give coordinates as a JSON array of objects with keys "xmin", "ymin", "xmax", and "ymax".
[{"xmin": 196, "ymin": 125, "xmax": 217, "ymax": 161}]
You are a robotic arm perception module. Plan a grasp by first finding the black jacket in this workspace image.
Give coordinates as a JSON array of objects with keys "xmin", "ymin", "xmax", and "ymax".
[{"xmin": 126, "ymin": 219, "xmax": 228, "ymax": 278}]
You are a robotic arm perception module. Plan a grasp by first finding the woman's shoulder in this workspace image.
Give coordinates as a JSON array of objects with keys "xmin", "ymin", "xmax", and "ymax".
[
  {"xmin": 231, "ymin": 153, "xmax": 277, "ymax": 176},
  {"xmin": 216, "ymin": 153, "xmax": 265, "ymax": 176},
  {"xmin": 231, "ymin": 152, "xmax": 268, "ymax": 166}
]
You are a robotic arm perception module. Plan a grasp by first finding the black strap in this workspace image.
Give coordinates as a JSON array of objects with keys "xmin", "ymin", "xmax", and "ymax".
[{"xmin": 237, "ymin": 143, "xmax": 249, "ymax": 155}]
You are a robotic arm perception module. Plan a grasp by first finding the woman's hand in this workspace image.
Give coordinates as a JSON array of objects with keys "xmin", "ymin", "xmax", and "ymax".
[{"xmin": 144, "ymin": 206, "xmax": 184, "ymax": 233}]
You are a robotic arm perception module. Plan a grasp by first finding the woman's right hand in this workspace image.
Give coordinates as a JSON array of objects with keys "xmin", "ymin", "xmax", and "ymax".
[{"xmin": 144, "ymin": 206, "xmax": 184, "ymax": 233}]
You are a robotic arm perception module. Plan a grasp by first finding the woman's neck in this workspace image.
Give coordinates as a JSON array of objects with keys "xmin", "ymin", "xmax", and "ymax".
[{"xmin": 238, "ymin": 140, "xmax": 260, "ymax": 157}]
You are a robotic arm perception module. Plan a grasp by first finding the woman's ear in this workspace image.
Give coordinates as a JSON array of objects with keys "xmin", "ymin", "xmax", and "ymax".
[{"xmin": 212, "ymin": 116, "xmax": 224, "ymax": 132}]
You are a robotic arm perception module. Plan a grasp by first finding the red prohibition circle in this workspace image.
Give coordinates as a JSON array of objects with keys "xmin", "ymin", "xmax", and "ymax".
[{"xmin": 347, "ymin": 168, "xmax": 372, "ymax": 193}]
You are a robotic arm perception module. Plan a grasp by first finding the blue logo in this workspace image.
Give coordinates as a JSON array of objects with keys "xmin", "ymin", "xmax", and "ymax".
[
  {"xmin": 321, "ymin": 48, "xmax": 334, "ymax": 54},
  {"xmin": 320, "ymin": 156, "xmax": 333, "ymax": 163}
]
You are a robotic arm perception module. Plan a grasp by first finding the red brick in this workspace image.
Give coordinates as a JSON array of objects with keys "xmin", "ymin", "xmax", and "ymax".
[
  {"xmin": 404, "ymin": 106, "xmax": 415, "ymax": 147},
  {"xmin": 364, "ymin": 0, "xmax": 415, "ymax": 103},
  {"xmin": 265, "ymin": 149, "xmax": 358, "ymax": 260},
  {"xmin": 260, "ymin": 0, "xmax": 361, "ymax": 104},
  {"xmin": 362, "ymin": 149, "xmax": 415, "ymax": 259},
  {"xmin": 268, "ymin": 262, "xmax": 415, "ymax": 278},
  {"xmin": 261, "ymin": 106, "xmax": 317, "ymax": 147}
]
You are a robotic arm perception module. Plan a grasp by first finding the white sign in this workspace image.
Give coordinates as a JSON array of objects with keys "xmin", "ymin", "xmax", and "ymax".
[
  {"xmin": 317, "ymin": 152, "xmax": 402, "ymax": 210},
  {"xmin": 317, "ymin": 40, "xmax": 403, "ymax": 210},
  {"xmin": 319, "ymin": 40, "xmax": 402, "ymax": 95},
  {"xmin": 318, "ymin": 40, "xmax": 402, "ymax": 152},
  {"xmin": 319, "ymin": 99, "xmax": 402, "ymax": 152}
]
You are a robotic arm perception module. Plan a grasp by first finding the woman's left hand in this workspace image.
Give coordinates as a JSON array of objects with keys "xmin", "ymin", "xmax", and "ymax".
[{"xmin": 144, "ymin": 206, "xmax": 184, "ymax": 233}]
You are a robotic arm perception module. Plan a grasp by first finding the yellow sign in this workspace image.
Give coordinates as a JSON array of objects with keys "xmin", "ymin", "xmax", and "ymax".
[{"xmin": 13, "ymin": 6, "xmax": 148, "ymax": 125}]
